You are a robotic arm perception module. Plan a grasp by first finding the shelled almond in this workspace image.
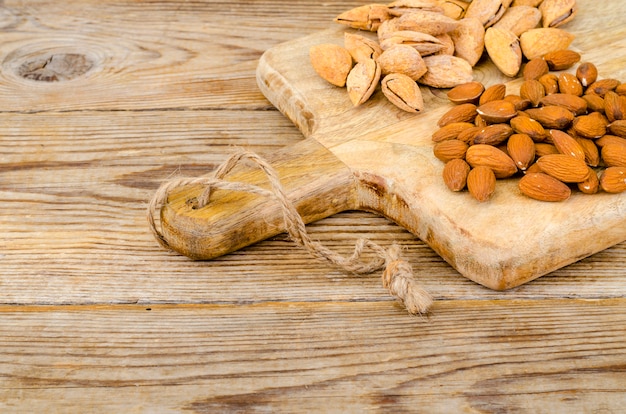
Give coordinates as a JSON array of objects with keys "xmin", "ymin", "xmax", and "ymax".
[
  {"xmin": 433, "ymin": 58, "xmax": 626, "ymax": 202},
  {"xmin": 310, "ymin": 0, "xmax": 580, "ymax": 113}
]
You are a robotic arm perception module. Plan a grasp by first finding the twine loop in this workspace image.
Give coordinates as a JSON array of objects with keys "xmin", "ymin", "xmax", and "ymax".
[{"xmin": 147, "ymin": 148, "xmax": 433, "ymax": 315}]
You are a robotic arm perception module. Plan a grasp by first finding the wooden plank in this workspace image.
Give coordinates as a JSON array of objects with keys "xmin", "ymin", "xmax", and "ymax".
[{"xmin": 0, "ymin": 300, "xmax": 624, "ymax": 412}]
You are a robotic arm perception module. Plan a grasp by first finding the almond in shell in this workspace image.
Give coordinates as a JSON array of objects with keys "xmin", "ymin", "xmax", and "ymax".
[
  {"xmin": 381, "ymin": 73, "xmax": 425, "ymax": 112},
  {"xmin": 377, "ymin": 44, "xmax": 428, "ymax": 80},
  {"xmin": 396, "ymin": 10, "xmax": 459, "ymax": 36},
  {"xmin": 539, "ymin": 0, "xmax": 578, "ymax": 28},
  {"xmin": 334, "ymin": 4, "xmax": 390, "ymax": 31},
  {"xmin": 344, "ymin": 32, "xmax": 383, "ymax": 63},
  {"xmin": 346, "ymin": 58, "xmax": 381, "ymax": 106},
  {"xmin": 493, "ymin": 5, "xmax": 542, "ymax": 36},
  {"xmin": 465, "ymin": 0, "xmax": 514, "ymax": 28},
  {"xmin": 519, "ymin": 28, "xmax": 574, "ymax": 60},
  {"xmin": 449, "ymin": 17, "xmax": 486, "ymax": 67},
  {"xmin": 485, "ymin": 27, "xmax": 522, "ymax": 77},
  {"xmin": 419, "ymin": 54, "xmax": 474, "ymax": 88},
  {"xmin": 519, "ymin": 172, "xmax": 571, "ymax": 201},
  {"xmin": 309, "ymin": 44, "xmax": 353, "ymax": 87}
]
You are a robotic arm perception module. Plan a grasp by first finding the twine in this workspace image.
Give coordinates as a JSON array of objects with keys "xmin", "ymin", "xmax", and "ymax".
[{"xmin": 147, "ymin": 149, "xmax": 433, "ymax": 315}]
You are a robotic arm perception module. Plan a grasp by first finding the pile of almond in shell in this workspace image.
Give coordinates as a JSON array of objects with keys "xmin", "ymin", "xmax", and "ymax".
[{"xmin": 435, "ymin": 56, "xmax": 626, "ymax": 202}]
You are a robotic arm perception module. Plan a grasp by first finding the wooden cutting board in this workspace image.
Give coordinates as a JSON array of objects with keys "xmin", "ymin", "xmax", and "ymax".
[{"xmin": 159, "ymin": 4, "xmax": 626, "ymax": 290}]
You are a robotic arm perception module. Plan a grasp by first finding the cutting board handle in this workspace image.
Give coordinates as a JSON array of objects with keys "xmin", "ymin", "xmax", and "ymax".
[{"xmin": 154, "ymin": 138, "xmax": 359, "ymax": 259}]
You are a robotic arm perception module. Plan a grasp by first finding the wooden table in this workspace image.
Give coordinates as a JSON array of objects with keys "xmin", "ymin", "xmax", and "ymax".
[{"xmin": 1, "ymin": 1, "xmax": 624, "ymax": 412}]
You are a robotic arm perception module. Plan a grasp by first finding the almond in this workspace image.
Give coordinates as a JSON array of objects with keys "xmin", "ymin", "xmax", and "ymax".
[
  {"xmin": 457, "ymin": 125, "xmax": 484, "ymax": 143},
  {"xmin": 479, "ymin": 83, "xmax": 507, "ymax": 105},
  {"xmin": 380, "ymin": 30, "xmax": 446, "ymax": 55},
  {"xmin": 572, "ymin": 112, "xmax": 608, "ymax": 139},
  {"xmin": 600, "ymin": 166, "xmax": 626, "ymax": 193},
  {"xmin": 536, "ymin": 153, "xmax": 590, "ymax": 182},
  {"xmin": 449, "ymin": 17, "xmax": 486, "ymax": 67},
  {"xmin": 557, "ymin": 72, "xmax": 583, "ymax": 96},
  {"xmin": 549, "ymin": 129, "xmax": 586, "ymax": 161},
  {"xmin": 577, "ymin": 168, "xmax": 600, "ymax": 194},
  {"xmin": 586, "ymin": 78, "xmax": 621, "ymax": 97},
  {"xmin": 539, "ymin": 0, "xmax": 578, "ymax": 28},
  {"xmin": 438, "ymin": 103, "xmax": 478, "ymax": 127},
  {"xmin": 442, "ymin": 158, "xmax": 471, "ymax": 191},
  {"xmin": 447, "ymin": 81, "xmax": 485, "ymax": 104},
  {"xmin": 525, "ymin": 105, "xmax": 574, "ymax": 129},
  {"xmin": 535, "ymin": 142, "xmax": 560, "ymax": 157},
  {"xmin": 380, "ymin": 73, "xmax": 425, "ymax": 112},
  {"xmin": 467, "ymin": 166, "xmax": 497, "ymax": 202},
  {"xmin": 309, "ymin": 43, "xmax": 353, "ymax": 87},
  {"xmin": 604, "ymin": 91, "xmax": 626, "ymax": 123},
  {"xmin": 616, "ymin": 84, "xmax": 626, "ymax": 96},
  {"xmin": 396, "ymin": 10, "xmax": 459, "ymax": 36},
  {"xmin": 519, "ymin": 172, "xmax": 571, "ymax": 201},
  {"xmin": 346, "ymin": 58, "xmax": 381, "ymax": 106},
  {"xmin": 344, "ymin": 32, "xmax": 383, "ymax": 63},
  {"xmin": 576, "ymin": 62, "xmax": 598, "ymax": 88},
  {"xmin": 377, "ymin": 44, "xmax": 428, "ymax": 80},
  {"xmin": 539, "ymin": 93, "xmax": 587, "ymax": 115},
  {"xmin": 601, "ymin": 143, "xmax": 626, "ymax": 167},
  {"xmin": 519, "ymin": 28, "xmax": 574, "ymax": 60},
  {"xmin": 419, "ymin": 54, "xmax": 475, "ymax": 88},
  {"xmin": 538, "ymin": 73, "xmax": 560, "ymax": 95},
  {"xmin": 523, "ymin": 58, "xmax": 549, "ymax": 81},
  {"xmin": 507, "ymin": 133, "xmax": 536, "ymax": 170},
  {"xmin": 485, "ymin": 27, "xmax": 522, "ymax": 77},
  {"xmin": 433, "ymin": 139, "xmax": 469, "ymax": 162},
  {"xmin": 520, "ymin": 79, "xmax": 546, "ymax": 106},
  {"xmin": 476, "ymin": 99, "xmax": 518, "ymax": 123},
  {"xmin": 493, "ymin": 5, "xmax": 542, "ymax": 36},
  {"xmin": 473, "ymin": 123, "xmax": 514, "ymax": 145},
  {"xmin": 596, "ymin": 135, "xmax": 626, "ymax": 148},
  {"xmin": 582, "ymin": 94, "xmax": 606, "ymax": 114},
  {"xmin": 575, "ymin": 137, "xmax": 601, "ymax": 167},
  {"xmin": 608, "ymin": 120, "xmax": 626, "ymax": 138},
  {"xmin": 335, "ymin": 4, "xmax": 391, "ymax": 31},
  {"xmin": 432, "ymin": 122, "xmax": 477, "ymax": 142},
  {"xmin": 465, "ymin": 0, "xmax": 513, "ymax": 28},
  {"xmin": 505, "ymin": 94, "xmax": 532, "ymax": 111},
  {"xmin": 466, "ymin": 144, "xmax": 518, "ymax": 178},
  {"xmin": 510, "ymin": 115, "xmax": 548, "ymax": 142},
  {"xmin": 543, "ymin": 49, "xmax": 581, "ymax": 70},
  {"xmin": 439, "ymin": 0, "xmax": 471, "ymax": 19}
]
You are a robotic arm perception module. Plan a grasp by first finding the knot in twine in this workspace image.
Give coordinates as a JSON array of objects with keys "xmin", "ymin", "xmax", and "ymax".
[{"xmin": 147, "ymin": 149, "xmax": 433, "ymax": 315}]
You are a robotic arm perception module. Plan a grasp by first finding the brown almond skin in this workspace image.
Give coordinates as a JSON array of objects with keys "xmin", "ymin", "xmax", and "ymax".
[
  {"xmin": 467, "ymin": 166, "xmax": 496, "ymax": 202},
  {"xmin": 473, "ymin": 124, "xmax": 514, "ymax": 146},
  {"xmin": 443, "ymin": 158, "xmax": 471, "ymax": 191},
  {"xmin": 582, "ymin": 94, "xmax": 606, "ymax": 114},
  {"xmin": 476, "ymin": 100, "xmax": 517, "ymax": 123},
  {"xmin": 432, "ymin": 122, "xmax": 476, "ymax": 142},
  {"xmin": 525, "ymin": 106, "xmax": 574, "ymax": 129},
  {"xmin": 549, "ymin": 129, "xmax": 586, "ymax": 161},
  {"xmin": 536, "ymin": 153, "xmax": 590, "ymax": 182},
  {"xmin": 539, "ymin": 93, "xmax": 588, "ymax": 116},
  {"xmin": 538, "ymin": 73, "xmax": 559, "ymax": 95},
  {"xmin": 575, "ymin": 137, "xmax": 601, "ymax": 167},
  {"xmin": 523, "ymin": 57, "xmax": 549, "ymax": 81},
  {"xmin": 576, "ymin": 62, "xmax": 598, "ymax": 87},
  {"xmin": 608, "ymin": 120, "xmax": 626, "ymax": 138},
  {"xmin": 433, "ymin": 139, "xmax": 469, "ymax": 162},
  {"xmin": 604, "ymin": 91, "xmax": 626, "ymax": 123},
  {"xmin": 507, "ymin": 133, "xmax": 536, "ymax": 170},
  {"xmin": 558, "ymin": 72, "xmax": 583, "ymax": 96},
  {"xmin": 479, "ymin": 83, "xmax": 507, "ymax": 105},
  {"xmin": 447, "ymin": 81, "xmax": 485, "ymax": 104},
  {"xmin": 519, "ymin": 172, "xmax": 571, "ymax": 201},
  {"xmin": 466, "ymin": 144, "xmax": 518, "ymax": 178},
  {"xmin": 577, "ymin": 167, "xmax": 600, "ymax": 194},
  {"xmin": 510, "ymin": 115, "xmax": 547, "ymax": 142},
  {"xmin": 601, "ymin": 143, "xmax": 626, "ymax": 167},
  {"xmin": 535, "ymin": 142, "xmax": 560, "ymax": 157},
  {"xmin": 596, "ymin": 135, "xmax": 626, "ymax": 148},
  {"xmin": 572, "ymin": 112, "xmax": 608, "ymax": 139},
  {"xmin": 586, "ymin": 78, "xmax": 621, "ymax": 97},
  {"xmin": 543, "ymin": 49, "xmax": 581, "ymax": 71},
  {"xmin": 600, "ymin": 166, "xmax": 626, "ymax": 193},
  {"xmin": 438, "ymin": 103, "xmax": 478, "ymax": 127},
  {"xmin": 520, "ymin": 79, "xmax": 546, "ymax": 107}
]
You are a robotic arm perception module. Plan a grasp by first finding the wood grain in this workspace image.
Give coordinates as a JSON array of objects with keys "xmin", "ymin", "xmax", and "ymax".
[{"xmin": 1, "ymin": 0, "xmax": 625, "ymax": 412}]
